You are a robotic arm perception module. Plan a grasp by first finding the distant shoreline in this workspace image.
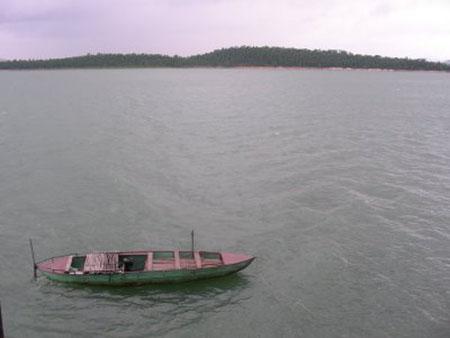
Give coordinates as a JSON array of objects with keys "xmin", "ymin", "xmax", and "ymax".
[
  {"xmin": 233, "ymin": 65, "xmax": 449, "ymax": 73},
  {"xmin": 1, "ymin": 65, "xmax": 448, "ymax": 73},
  {"xmin": 1, "ymin": 47, "xmax": 449, "ymax": 72}
]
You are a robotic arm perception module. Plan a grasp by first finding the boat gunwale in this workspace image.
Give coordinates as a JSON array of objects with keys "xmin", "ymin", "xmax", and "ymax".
[{"xmin": 37, "ymin": 250, "xmax": 226, "ymax": 262}]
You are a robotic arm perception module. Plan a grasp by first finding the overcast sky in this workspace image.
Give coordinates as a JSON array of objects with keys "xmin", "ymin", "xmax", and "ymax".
[{"xmin": 1, "ymin": 0, "xmax": 449, "ymax": 61}]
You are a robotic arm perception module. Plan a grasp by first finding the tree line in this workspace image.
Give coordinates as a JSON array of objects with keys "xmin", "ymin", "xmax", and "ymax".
[{"xmin": 1, "ymin": 46, "xmax": 448, "ymax": 71}]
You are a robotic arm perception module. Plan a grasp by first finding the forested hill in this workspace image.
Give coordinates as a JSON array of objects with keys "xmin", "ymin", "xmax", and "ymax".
[{"xmin": 1, "ymin": 46, "xmax": 449, "ymax": 71}]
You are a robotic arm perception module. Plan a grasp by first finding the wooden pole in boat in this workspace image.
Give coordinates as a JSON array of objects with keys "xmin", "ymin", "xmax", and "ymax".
[
  {"xmin": 29, "ymin": 238, "xmax": 37, "ymax": 280},
  {"xmin": 191, "ymin": 230, "xmax": 195, "ymax": 253},
  {"xmin": 0, "ymin": 300, "xmax": 5, "ymax": 338}
]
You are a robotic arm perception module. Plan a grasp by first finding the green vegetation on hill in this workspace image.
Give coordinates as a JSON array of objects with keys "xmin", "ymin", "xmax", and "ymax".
[{"xmin": 1, "ymin": 46, "xmax": 449, "ymax": 71}]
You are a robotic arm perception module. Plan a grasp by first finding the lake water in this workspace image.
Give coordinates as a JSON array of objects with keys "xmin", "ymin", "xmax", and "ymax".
[{"xmin": 1, "ymin": 68, "xmax": 450, "ymax": 337}]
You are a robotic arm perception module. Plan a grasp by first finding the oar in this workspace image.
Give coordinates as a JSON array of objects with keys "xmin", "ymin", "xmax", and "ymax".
[
  {"xmin": 191, "ymin": 230, "xmax": 195, "ymax": 253},
  {"xmin": 29, "ymin": 238, "xmax": 37, "ymax": 280}
]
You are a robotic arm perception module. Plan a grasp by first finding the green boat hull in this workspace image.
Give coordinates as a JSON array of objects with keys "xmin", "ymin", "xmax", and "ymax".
[{"xmin": 41, "ymin": 259, "xmax": 253, "ymax": 286}]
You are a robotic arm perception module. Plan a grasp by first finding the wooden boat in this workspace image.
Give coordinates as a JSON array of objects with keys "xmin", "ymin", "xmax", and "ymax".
[{"xmin": 35, "ymin": 249, "xmax": 254, "ymax": 285}]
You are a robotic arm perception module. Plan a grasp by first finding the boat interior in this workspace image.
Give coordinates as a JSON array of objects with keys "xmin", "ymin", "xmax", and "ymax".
[{"xmin": 68, "ymin": 251, "xmax": 223, "ymax": 273}]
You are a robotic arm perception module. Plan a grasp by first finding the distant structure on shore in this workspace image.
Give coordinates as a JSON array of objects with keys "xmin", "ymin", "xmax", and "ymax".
[{"xmin": 1, "ymin": 46, "xmax": 449, "ymax": 71}]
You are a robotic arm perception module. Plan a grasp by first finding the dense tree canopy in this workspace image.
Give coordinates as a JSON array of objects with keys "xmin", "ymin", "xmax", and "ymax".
[{"xmin": 1, "ymin": 47, "xmax": 449, "ymax": 71}]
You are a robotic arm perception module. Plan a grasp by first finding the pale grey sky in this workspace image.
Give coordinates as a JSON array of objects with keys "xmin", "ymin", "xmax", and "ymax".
[{"xmin": 1, "ymin": 0, "xmax": 449, "ymax": 60}]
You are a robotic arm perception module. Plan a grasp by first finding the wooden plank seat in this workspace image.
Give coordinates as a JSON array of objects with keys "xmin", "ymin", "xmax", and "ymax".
[
  {"xmin": 194, "ymin": 251, "xmax": 202, "ymax": 269},
  {"xmin": 146, "ymin": 252, "xmax": 153, "ymax": 271}
]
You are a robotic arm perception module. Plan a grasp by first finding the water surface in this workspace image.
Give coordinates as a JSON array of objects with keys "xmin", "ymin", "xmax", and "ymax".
[{"xmin": 1, "ymin": 68, "xmax": 450, "ymax": 337}]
